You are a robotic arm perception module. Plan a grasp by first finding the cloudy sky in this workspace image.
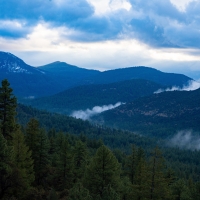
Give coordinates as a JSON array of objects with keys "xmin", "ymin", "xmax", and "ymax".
[{"xmin": 0, "ymin": 0, "xmax": 200, "ymax": 78}]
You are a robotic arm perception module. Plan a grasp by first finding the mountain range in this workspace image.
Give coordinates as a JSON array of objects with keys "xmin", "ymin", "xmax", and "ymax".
[
  {"xmin": 0, "ymin": 51, "xmax": 192, "ymax": 100},
  {"xmin": 0, "ymin": 51, "xmax": 100, "ymax": 98}
]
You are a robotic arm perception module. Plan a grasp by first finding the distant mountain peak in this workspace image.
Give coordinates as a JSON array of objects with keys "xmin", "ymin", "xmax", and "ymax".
[{"xmin": 0, "ymin": 51, "xmax": 42, "ymax": 74}]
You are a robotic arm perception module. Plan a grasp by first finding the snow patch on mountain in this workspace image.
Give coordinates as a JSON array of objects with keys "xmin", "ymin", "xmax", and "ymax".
[
  {"xmin": 0, "ymin": 61, "xmax": 32, "ymax": 74},
  {"xmin": 0, "ymin": 52, "xmax": 43, "ymax": 74}
]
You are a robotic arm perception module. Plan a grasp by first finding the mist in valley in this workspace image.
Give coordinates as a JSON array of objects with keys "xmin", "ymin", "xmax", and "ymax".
[{"xmin": 71, "ymin": 102, "xmax": 124, "ymax": 120}]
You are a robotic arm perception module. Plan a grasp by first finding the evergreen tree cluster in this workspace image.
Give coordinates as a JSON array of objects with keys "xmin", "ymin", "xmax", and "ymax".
[{"xmin": 1, "ymin": 79, "xmax": 200, "ymax": 199}]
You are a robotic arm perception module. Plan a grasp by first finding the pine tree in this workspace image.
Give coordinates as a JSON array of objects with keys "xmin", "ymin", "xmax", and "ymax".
[
  {"xmin": 73, "ymin": 140, "xmax": 88, "ymax": 182},
  {"xmin": 120, "ymin": 177, "xmax": 134, "ymax": 200},
  {"xmin": 11, "ymin": 126, "xmax": 34, "ymax": 198},
  {"xmin": 54, "ymin": 135, "xmax": 73, "ymax": 191},
  {"xmin": 0, "ymin": 132, "xmax": 13, "ymax": 199},
  {"xmin": 172, "ymin": 179, "xmax": 192, "ymax": 200},
  {"xmin": 0, "ymin": 79, "xmax": 17, "ymax": 140},
  {"xmin": 101, "ymin": 184, "xmax": 120, "ymax": 200},
  {"xmin": 25, "ymin": 118, "xmax": 40, "ymax": 153},
  {"xmin": 34, "ymin": 128, "xmax": 50, "ymax": 186},
  {"xmin": 132, "ymin": 148, "xmax": 149, "ymax": 200},
  {"xmin": 84, "ymin": 145, "xmax": 121, "ymax": 199},
  {"xmin": 68, "ymin": 182, "xmax": 92, "ymax": 200},
  {"xmin": 26, "ymin": 119, "xmax": 50, "ymax": 186},
  {"xmin": 147, "ymin": 147, "xmax": 173, "ymax": 200},
  {"xmin": 125, "ymin": 145, "xmax": 137, "ymax": 184}
]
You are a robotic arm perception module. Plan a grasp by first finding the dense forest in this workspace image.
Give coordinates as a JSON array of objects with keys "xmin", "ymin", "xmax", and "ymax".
[{"xmin": 1, "ymin": 79, "xmax": 200, "ymax": 200}]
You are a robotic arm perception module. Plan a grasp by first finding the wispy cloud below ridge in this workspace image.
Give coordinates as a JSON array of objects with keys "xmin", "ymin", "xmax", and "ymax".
[
  {"xmin": 154, "ymin": 80, "xmax": 200, "ymax": 93},
  {"xmin": 71, "ymin": 102, "xmax": 124, "ymax": 120}
]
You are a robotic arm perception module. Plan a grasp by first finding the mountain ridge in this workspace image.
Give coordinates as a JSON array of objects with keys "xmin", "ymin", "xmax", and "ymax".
[
  {"xmin": 0, "ymin": 51, "xmax": 194, "ymax": 100},
  {"xmin": 0, "ymin": 51, "xmax": 43, "ymax": 74},
  {"xmin": 80, "ymin": 66, "xmax": 193, "ymax": 87}
]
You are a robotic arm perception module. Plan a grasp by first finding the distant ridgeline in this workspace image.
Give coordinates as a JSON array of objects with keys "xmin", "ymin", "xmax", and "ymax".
[{"xmin": 0, "ymin": 51, "xmax": 192, "ymax": 100}]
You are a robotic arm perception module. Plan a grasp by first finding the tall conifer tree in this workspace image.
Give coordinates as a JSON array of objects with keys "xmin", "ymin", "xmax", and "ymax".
[
  {"xmin": 84, "ymin": 145, "xmax": 121, "ymax": 199},
  {"xmin": 0, "ymin": 132, "xmax": 13, "ymax": 199},
  {"xmin": 55, "ymin": 136, "xmax": 73, "ymax": 191},
  {"xmin": 0, "ymin": 79, "xmax": 17, "ymax": 140},
  {"xmin": 11, "ymin": 126, "xmax": 35, "ymax": 198},
  {"xmin": 147, "ymin": 147, "xmax": 173, "ymax": 200},
  {"xmin": 73, "ymin": 140, "xmax": 88, "ymax": 182}
]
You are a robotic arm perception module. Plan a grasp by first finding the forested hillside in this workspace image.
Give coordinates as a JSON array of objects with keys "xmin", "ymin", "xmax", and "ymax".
[
  {"xmin": 1, "ymin": 80, "xmax": 200, "ymax": 200},
  {"xmin": 95, "ymin": 88, "xmax": 200, "ymax": 138},
  {"xmin": 24, "ymin": 79, "xmax": 164, "ymax": 114}
]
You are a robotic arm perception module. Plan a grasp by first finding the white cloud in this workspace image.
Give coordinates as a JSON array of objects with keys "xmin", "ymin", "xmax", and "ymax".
[
  {"xmin": 154, "ymin": 80, "xmax": 200, "ymax": 93},
  {"xmin": 170, "ymin": 0, "xmax": 197, "ymax": 11},
  {"xmin": 71, "ymin": 102, "xmax": 124, "ymax": 120},
  {"xmin": 109, "ymin": 0, "xmax": 131, "ymax": 11},
  {"xmin": 86, "ymin": 0, "xmax": 131, "ymax": 15}
]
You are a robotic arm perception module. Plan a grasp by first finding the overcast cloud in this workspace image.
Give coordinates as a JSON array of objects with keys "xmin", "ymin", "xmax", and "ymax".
[{"xmin": 0, "ymin": 0, "xmax": 200, "ymax": 77}]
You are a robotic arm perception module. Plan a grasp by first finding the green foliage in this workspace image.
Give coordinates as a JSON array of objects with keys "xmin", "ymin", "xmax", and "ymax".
[
  {"xmin": 100, "ymin": 184, "xmax": 120, "ymax": 200},
  {"xmin": 34, "ymin": 128, "xmax": 50, "ymax": 186},
  {"xmin": 0, "ymin": 133, "xmax": 13, "ymax": 199},
  {"xmin": 54, "ymin": 135, "xmax": 73, "ymax": 191},
  {"xmin": 68, "ymin": 182, "xmax": 92, "ymax": 200},
  {"xmin": 11, "ymin": 126, "xmax": 34, "ymax": 198},
  {"xmin": 172, "ymin": 179, "xmax": 192, "ymax": 200},
  {"xmin": 73, "ymin": 140, "xmax": 88, "ymax": 182},
  {"xmin": 147, "ymin": 148, "xmax": 173, "ymax": 200},
  {"xmin": 0, "ymin": 79, "xmax": 17, "ymax": 140},
  {"xmin": 25, "ymin": 118, "xmax": 50, "ymax": 186},
  {"xmin": 25, "ymin": 118, "xmax": 40, "ymax": 153},
  {"xmin": 84, "ymin": 145, "xmax": 121, "ymax": 199}
]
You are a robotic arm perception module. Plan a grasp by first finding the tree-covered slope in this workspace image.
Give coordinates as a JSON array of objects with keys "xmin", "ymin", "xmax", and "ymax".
[
  {"xmin": 16, "ymin": 103, "xmax": 157, "ymax": 152},
  {"xmin": 24, "ymin": 79, "xmax": 165, "ymax": 114},
  {"xmin": 94, "ymin": 88, "xmax": 200, "ymax": 138}
]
